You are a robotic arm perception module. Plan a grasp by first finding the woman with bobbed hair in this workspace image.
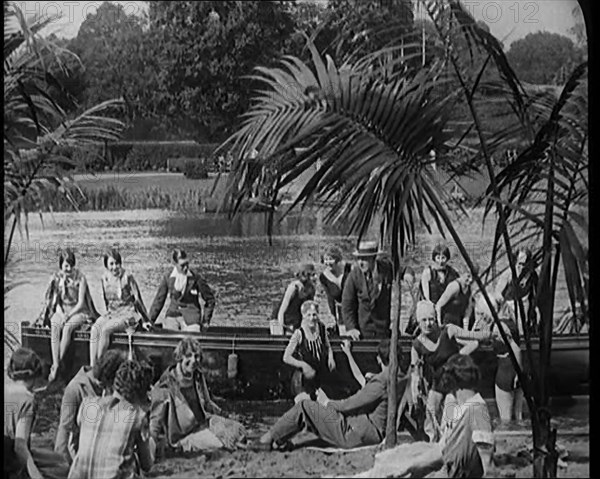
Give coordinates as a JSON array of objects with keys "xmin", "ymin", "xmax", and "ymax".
[
  {"xmin": 68, "ymin": 359, "xmax": 156, "ymax": 479},
  {"xmin": 272, "ymin": 262, "xmax": 317, "ymax": 331},
  {"xmin": 319, "ymin": 246, "xmax": 352, "ymax": 333},
  {"xmin": 5, "ymin": 348, "xmax": 70, "ymax": 479},
  {"xmin": 150, "ymin": 338, "xmax": 247, "ymax": 457},
  {"xmin": 381, "ymin": 354, "xmax": 495, "ymax": 478},
  {"xmin": 89, "ymin": 248, "xmax": 148, "ymax": 367},
  {"xmin": 419, "ymin": 243, "xmax": 459, "ymax": 304},
  {"xmin": 38, "ymin": 248, "xmax": 99, "ymax": 382}
]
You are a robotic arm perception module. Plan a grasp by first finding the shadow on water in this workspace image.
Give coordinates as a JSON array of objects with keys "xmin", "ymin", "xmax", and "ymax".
[{"xmin": 158, "ymin": 210, "xmax": 352, "ymax": 238}]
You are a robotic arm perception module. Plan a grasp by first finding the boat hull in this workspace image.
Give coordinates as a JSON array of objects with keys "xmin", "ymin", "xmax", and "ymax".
[{"xmin": 20, "ymin": 325, "xmax": 589, "ymax": 400}]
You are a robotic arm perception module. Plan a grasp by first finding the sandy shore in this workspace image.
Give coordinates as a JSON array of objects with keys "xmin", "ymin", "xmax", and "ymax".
[{"xmin": 30, "ymin": 385, "xmax": 589, "ymax": 478}]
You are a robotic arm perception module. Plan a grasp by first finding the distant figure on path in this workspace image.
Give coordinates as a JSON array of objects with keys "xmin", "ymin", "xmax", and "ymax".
[
  {"xmin": 149, "ymin": 249, "xmax": 216, "ymax": 332},
  {"xmin": 341, "ymin": 241, "xmax": 414, "ymax": 340}
]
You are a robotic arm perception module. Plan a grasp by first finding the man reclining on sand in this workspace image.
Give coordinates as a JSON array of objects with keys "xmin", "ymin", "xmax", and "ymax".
[{"xmin": 251, "ymin": 338, "xmax": 408, "ymax": 451}]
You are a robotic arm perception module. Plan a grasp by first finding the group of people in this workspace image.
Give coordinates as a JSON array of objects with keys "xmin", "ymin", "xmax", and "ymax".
[
  {"xmin": 5, "ymin": 338, "xmax": 247, "ymax": 479},
  {"xmin": 36, "ymin": 247, "xmax": 216, "ymax": 381},
  {"xmin": 13, "ymin": 239, "xmax": 540, "ymax": 478}
]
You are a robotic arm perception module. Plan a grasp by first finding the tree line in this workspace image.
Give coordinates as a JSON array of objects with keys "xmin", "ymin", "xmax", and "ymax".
[{"xmin": 50, "ymin": 1, "xmax": 584, "ymax": 144}]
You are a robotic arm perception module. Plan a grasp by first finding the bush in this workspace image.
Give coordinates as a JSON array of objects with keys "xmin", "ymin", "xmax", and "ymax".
[{"xmin": 183, "ymin": 159, "xmax": 209, "ymax": 179}]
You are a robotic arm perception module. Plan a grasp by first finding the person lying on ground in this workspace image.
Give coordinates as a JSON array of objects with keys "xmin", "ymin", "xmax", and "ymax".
[
  {"xmin": 5, "ymin": 348, "xmax": 70, "ymax": 479},
  {"xmin": 149, "ymin": 249, "xmax": 216, "ymax": 332},
  {"xmin": 411, "ymin": 300, "xmax": 495, "ymax": 443},
  {"xmin": 251, "ymin": 338, "xmax": 408, "ymax": 451},
  {"xmin": 271, "ymin": 263, "xmax": 317, "ymax": 332},
  {"xmin": 284, "ymin": 300, "xmax": 335, "ymax": 403},
  {"xmin": 90, "ymin": 248, "xmax": 148, "ymax": 367},
  {"xmin": 68, "ymin": 359, "xmax": 156, "ymax": 479},
  {"xmin": 149, "ymin": 338, "xmax": 247, "ymax": 458},
  {"xmin": 54, "ymin": 349, "xmax": 127, "ymax": 464}
]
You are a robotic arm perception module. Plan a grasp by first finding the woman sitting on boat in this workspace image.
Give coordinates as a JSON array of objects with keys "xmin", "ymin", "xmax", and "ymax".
[
  {"xmin": 272, "ymin": 263, "xmax": 317, "ymax": 332},
  {"xmin": 149, "ymin": 338, "xmax": 247, "ymax": 458},
  {"xmin": 435, "ymin": 265, "xmax": 477, "ymax": 328},
  {"xmin": 148, "ymin": 249, "xmax": 216, "ymax": 332},
  {"xmin": 89, "ymin": 248, "xmax": 149, "ymax": 368},
  {"xmin": 319, "ymin": 246, "xmax": 352, "ymax": 334},
  {"xmin": 494, "ymin": 247, "xmax": 539, "ymax": 337},
  {"xmin": 474, "ymin": 294, "xmax": 524, "ymax": 424},
  {"xmin": 5, "ymin": 347, "xmax": 70, "ymax": 479},
  {"xmin": 410, "ymin": 300, "xmax": 495, "ymax": 443},
  {"xmin": 284, "ymin": 300, "xmax": 336, "ymax": 403},
  {"xmin": 38, "ymin": 248, "xmax": 99, "ymax": 382}
]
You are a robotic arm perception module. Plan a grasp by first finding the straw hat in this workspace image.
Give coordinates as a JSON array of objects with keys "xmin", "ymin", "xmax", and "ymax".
[{"xmin": 352, "ymin": 240, "xmax": 384, "ymax": 258}]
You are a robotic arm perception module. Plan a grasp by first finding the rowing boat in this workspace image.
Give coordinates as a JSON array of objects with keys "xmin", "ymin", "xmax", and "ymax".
[{"xmin": 20, "ymin": 323, "xmax": 589, "ymax": 400}]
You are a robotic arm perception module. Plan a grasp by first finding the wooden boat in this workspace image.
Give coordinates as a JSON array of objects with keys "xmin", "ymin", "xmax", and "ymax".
[{"xmin": 20, "ymin": 323, "xmax": 589, "ymax": 401}]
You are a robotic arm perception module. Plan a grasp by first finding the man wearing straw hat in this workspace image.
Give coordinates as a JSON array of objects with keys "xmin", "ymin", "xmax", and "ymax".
[{"xmin": 342, "ymin": 240, "xmax": 414, "ymax": 340}]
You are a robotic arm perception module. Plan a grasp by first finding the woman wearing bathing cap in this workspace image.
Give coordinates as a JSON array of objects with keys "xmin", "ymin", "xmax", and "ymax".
[
  {"xmin": 271, "ymin": 263, "xmax": 317, "ymax": 331},
  {"xmin": 410, "ymin": 300, "xmax": 497, "ymax": 442},
  {"xmin": 283, "ymin": 300, "xmax": 335, "ymax": 402}
]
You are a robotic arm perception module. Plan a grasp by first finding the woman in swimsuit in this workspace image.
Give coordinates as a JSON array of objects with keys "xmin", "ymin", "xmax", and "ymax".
[
  {"xmin": 435, "ymin": 266, "xmax": 477, "ymax": 328},
  {"xmin": 283, "ymin": 301, "xmax": 335, "ymax": 402},
  {"xmin": 272, "ymin": 263, "xmax": 317, "ymax": 332},
  {"xmin": 419, "ymin": 243, "xmax": 459, "ymax": 303},
  {"xmin": 494, "ymin": 248, "xmax": 539, "ymax": 337},
  {"xmin": 319, "ymin": 246, "xmax": 352, "ymax": 334},
  {"xmin": 474, "ymin": 295, "xmax": 524, "ymax": 423},
  {"xmin": 410, "ymin": 300, "xmax": 495, "ymax": 442}
]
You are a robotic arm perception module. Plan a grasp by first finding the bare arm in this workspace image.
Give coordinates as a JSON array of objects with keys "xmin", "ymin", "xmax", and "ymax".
[
  {"xmin": 283, "ymin": 331, "xmax": 311, "ymax": 370},
  {"xmin": 15, "ymin": 416, "xmax": 43, "ymax": 479},
  {"xmin": 420, "ymin": 267, "xmax": 432, "ymax": 301},
  {"xmin": 277, "ymin": 282, "xmax": 298, "ymax": 326},
  {"xmin": 341, "ymin": 340, "xmax": 366, "ymax": 387}
]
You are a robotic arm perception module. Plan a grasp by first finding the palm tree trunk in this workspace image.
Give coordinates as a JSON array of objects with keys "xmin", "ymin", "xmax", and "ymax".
[{"xmin": 385, "ymin": 269, "xmax": 402, "ymax": 448}]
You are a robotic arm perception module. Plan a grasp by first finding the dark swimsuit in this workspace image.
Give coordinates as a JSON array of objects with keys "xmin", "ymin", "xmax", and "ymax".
[
  {"xmin": 441, "ymin": 282, "xmax": 470, "ymax": 327},
  {"xmin": 419, "ymin": 266, "xmax": 459, "ymax": 303},
  {"xmin": 271, "ymin": 282, "xmax": 316, "ymax": 330},
  {"xmin": 492, "ymin": 319, "xmax": 520, "ymax": 392},
  {"xmin": 291, "ymin": 322, "xmax": 328, "ymax": 398},
  {"xmin": 413, "ymin": 326, "xmax": 461, "ymax": 393},
  {"xmin": 319, "ymin": 263, "xmax": 352, "ymax": 325}
]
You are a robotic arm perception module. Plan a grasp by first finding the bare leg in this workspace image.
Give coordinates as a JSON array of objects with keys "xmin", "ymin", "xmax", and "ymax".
[
  {"xmin": 495, "ymin": 385, "xmax": 513, "ymax": 422},
  {"xmin": 49, "ymin": 312, "xmax": 65, "ymax": 381},
  {"xmin": 96, "ymin": 317, "xmax": 128, "ymax": 363},
  {"xmin": 58, "ymin": 314, "xmax": 88, "ymax": 363},
  {"xmin": 513, "ymin": 387, "xmax": 524, "ymax": 422},
  {"xmin": 89, "ymin": 316, "xmax": 109, "ymax": 367}
]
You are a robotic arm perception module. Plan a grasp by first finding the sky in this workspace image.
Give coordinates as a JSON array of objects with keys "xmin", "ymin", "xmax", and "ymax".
[{"xmin": 17, "ymin": 0, "xmax": 584, "ymax": 48}]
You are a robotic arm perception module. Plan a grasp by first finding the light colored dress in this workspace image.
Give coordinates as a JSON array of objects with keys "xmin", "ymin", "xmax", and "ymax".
[
  {"xmin": 99, "ymin": 270, "xmax": 146, "ymax": 327},
  {"xmin": 38, "ymin": 269, "xmax": 98, "ymax": 328}
]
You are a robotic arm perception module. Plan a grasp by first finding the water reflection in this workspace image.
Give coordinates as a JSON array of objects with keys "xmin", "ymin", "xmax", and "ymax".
[{"xmin": 159, "ymin": 209, "xmax": 345, "ymax": 238}]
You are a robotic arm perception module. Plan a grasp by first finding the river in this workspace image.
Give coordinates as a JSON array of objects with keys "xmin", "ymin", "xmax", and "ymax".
[{"xmin": 4, "ymin": 207, "xmax": 571, "ymax": 341}]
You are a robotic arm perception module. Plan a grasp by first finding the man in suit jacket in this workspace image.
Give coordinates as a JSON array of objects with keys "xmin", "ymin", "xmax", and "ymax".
[
  {"xmin": 149, "ymin": 249, "xmax": 216, "ymax": 332},
  {"xmin": 342, "ymin": 241, "xmax": 414, "ymax": 340},
  {"xmin": 251, "ymin": 339, "xmax": 408, "ymax": 451}
]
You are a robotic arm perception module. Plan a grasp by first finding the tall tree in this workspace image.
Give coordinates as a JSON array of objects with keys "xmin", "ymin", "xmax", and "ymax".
[
  {"xmin": 146, "ymin": 1, "xmax": 297, "ymax": 142},
  {"xmin": 506, "ymin": 32, "xmax": 584, "ymax": 85}
]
